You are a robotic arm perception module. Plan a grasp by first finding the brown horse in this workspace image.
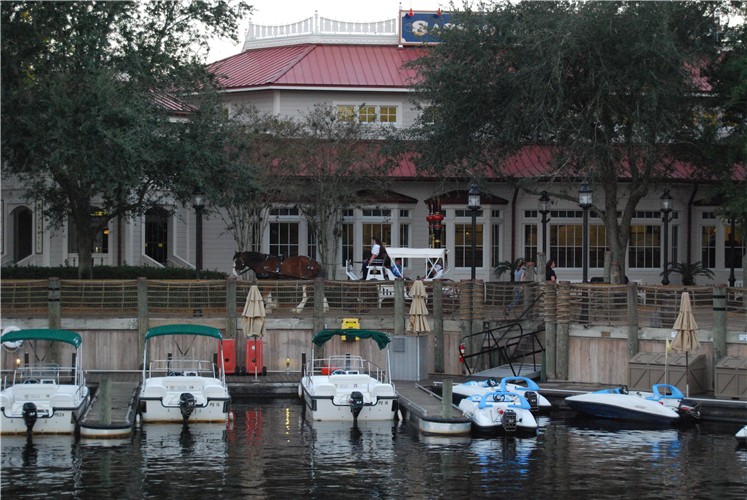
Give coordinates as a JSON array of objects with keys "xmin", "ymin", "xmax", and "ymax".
[{"xmin": 233, "ymin": 251, "xmax": 322, "ymax": 279}]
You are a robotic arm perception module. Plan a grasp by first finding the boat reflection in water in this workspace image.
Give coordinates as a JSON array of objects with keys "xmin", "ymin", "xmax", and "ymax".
[
  {"xmin": 141, "ymin": 422, "xmax": 230, "ymax": 460},
  {"xmin": 0, "ymin": 434, "xmax": 78, "ymax": 469},
  {"xmin": 302, "ymin": 419, "xmax": 398, "ymax": 466}
]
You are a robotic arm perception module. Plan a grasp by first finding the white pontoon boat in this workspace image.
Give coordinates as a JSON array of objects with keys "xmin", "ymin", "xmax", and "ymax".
[
  {"xmin": 299, "ymin": 329, "xmax": 397, "ymax": 424},
  {"xmin": 0, "ymin": 329, "xmax": 90, "ymax": 435},
  {"xmin": 138, "ymin": 324, "xmax": 231, "ymax": 424}
]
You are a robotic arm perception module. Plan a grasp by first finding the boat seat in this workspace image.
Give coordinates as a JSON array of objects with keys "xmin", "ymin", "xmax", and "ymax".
[
  {"xmin": 51, "ymin": 393, "xmax": 75, "ymax": 407},
  {"xmin": 203, "ymin": 384, "xmax": 226, "ymax": 398}
]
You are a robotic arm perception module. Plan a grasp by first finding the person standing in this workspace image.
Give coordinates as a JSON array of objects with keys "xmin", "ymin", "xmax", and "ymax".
[
  {"xmin": 507, "ymin": 260, "xmax": 526, "ymax": 315},
  {"xmin": 546, "ymin": 259, "xmax": 557, "ymax": 283},
  {"xmin": 362, "ymin": 237, "xmax": 382, "ymax": 279}
]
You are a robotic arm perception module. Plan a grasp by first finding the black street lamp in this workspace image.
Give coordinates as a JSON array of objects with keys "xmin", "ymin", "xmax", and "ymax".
[
  {"xmin": 578, "ymin": 181, "xmax": 592, "ymax": 283},
  {"xmin": 660, "ymin": 189, "xmax": 673, "ymax": 285},
  {"xmin": 192, "ymin": 186, "xmax": 206, "ymax": 278},
  {"xmin": 467, "ymin": 183, "xmax": 481, "ymax": 281},
  {"xmin": 729, "ymin": 217, "xmax": 736, "ymax": 287},
  {"xmin": 539, "ymin": 191, "xmax": 551, "ymax": 257}
]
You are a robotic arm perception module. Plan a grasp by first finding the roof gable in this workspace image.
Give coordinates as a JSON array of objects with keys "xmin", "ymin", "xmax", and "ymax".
[{"xmin": 209, "ymin": 44, "xmax": 426, "ymax": 90}]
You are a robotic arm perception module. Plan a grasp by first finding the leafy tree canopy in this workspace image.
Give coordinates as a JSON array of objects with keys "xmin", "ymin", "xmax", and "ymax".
[
  {"xmin": 409, "ymin": 0, "xmax": 742, "ymax": 280},
  {"xmin": 1, "ymin": 1, "xmax": 251, "ymax": 278}
]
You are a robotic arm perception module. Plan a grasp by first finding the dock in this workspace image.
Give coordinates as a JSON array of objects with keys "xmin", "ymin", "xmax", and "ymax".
[
  {"xmin": 79, "ymin": 379, "xmax": 138, "ymax": 439},
  {"xmin": 82, "ymin": 371, "xmax": 747, "ymax": 436},
  {"xmin": 395, "ymin": 381, "xmax": 472, "ymax": 435}
]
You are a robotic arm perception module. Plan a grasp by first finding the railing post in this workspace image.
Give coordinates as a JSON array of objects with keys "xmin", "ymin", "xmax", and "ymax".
[
  {"xmin": 394, "ymin": 279, "xmax": 405, "ymax": 336},
  {"xmin": 627, "ymin": 282, "xmax": 640, "ymax": 358},
  {"xmin": 712, "ymin": 285, "xmax": 727, "ymax": 385},
  {"xmin": 556, "ymin": 282, "xmax": 570, "ymax": 380},
  {"xmin": 226, "ymin": 277, "xmax": 240, "ymax": 373},
  {"xmin": 226, "ymin": 277, "xmax": 237, "ymax": 339},
  {"xmin": 47, "ymin": 277, "xmax": 61, "ymax": 365},
  {"xmin": 544, "ymin": 282, "xmax": 557, "ymax": 381},
  {"xmin": 313, "ymin": 278, "xmax": 325, "ymax": 334},
  {"xmin": 48, "ymin": 277, "xmax": 61, "ymax": 329},
  {"xmin": 137, "ymin": 277, "xmax": 148, "ymax": 368},
  {"xmin": 433, "ymin": 280, "xmax": 444, "ymax": 373}
]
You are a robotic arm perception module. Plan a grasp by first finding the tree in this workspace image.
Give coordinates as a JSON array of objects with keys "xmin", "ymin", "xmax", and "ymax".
[
  {"xmin": 201, "ymin": 105, "xmax": 301, "ymax": 253},
  {"xmin": 410, "ymin": 1, "xmax": 735, "ymax": 282},
  {"xmin": 282, "ymin": 104, "xmax": 399, "ymax": 279},
  {"xmin": 1, "ymin": 1, "xmax": 250, "ymax": 278}
]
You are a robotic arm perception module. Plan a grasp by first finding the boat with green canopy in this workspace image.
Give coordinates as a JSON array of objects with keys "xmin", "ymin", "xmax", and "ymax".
[
  {"xmin": 0, "ymin": 328, "xmax": 90, "ymax": 435},
  {"xmin": 300, "ymin": 328, "xmax": 397, "ymax": 424},
  {"xmin": 137, "ymin": 324, "xmax": 231, "ymax": 425}
]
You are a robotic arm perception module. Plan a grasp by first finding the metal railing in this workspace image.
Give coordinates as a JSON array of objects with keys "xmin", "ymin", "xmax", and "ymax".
[
  {"xmin": 459, "ymin": 322, "xmax": 545, "ymax": 377},
  {"xmin": 2, "ymin": 278, "xmax": 746, "ymax": 331}
]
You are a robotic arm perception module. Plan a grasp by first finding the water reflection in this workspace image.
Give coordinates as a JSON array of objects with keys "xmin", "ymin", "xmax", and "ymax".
[{"xmin": 2, "ymin": 402, "xmax": 746, "ymax": 499}]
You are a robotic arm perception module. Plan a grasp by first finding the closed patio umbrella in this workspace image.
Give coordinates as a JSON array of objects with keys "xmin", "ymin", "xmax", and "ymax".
[
  {"xmin": 407, "ymin": 279, "xmax": 430, "ymax": 381},
  {"xmin": 671, "ymin": 291, "xmax": 700, "ymax": 396},
  {"xmin": 407, "ymin": 280, "xmax": 431, "ymax": 334},
  {"xmin": 242, "ymin": 285, "xmax": 266, "ymax": 338},
  {"xmin": 243, "ymin": 284, "xmax": 266, "ymax": 379}
]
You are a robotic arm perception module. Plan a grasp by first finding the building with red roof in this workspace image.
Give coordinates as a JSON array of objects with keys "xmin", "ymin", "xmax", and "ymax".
[{"xmin": 1, "ymin": 9, "xmax": 742, "ymax": 286}]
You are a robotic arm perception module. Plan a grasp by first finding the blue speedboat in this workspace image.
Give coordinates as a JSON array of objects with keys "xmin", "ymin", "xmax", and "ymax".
[
  {"xmin": 565, "ymin": 384, "xmax": 700, "ymax": 425},
  {"xmin": 457, "ymin": 390, "xmax": 538, "ymax": 434},
  {"xmin": 452, "ymin": 376, "xmax": 551, "ymax": 412}
]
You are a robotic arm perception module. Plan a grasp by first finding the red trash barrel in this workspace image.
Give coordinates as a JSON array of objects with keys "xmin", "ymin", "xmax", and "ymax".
[
  {"xmin": 222, "ymin": 339, "xmax": 237, "ymax": 375},
  {"xmin": 245, "ymin": 338, "xmax": 265, "ymax": 376}
]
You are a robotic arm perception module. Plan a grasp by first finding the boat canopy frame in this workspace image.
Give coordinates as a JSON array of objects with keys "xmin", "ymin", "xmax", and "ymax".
[
  {"xmin": 145, "ymin": 324, "xmax": 223, "ymax": 342},
  {"xmin": 1, "ymin": 329, "xmax": 82, "ymax": 348},
  {"xmin": 312, "ymin": 329, "xmax": 391, "ymax": 350}
]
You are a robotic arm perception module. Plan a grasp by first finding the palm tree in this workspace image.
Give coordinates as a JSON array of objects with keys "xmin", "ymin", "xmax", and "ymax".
[
  {"xmin": 494, "ymin": 258, "xmax": 524, "ymax": 282},
  {"xmin": 663, "ymin": 261, "xmax": 715, "ymax": 286}
]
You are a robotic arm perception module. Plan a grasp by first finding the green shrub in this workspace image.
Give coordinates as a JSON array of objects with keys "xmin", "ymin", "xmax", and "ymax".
[{"xmin": 1, "ymin": 265, "xmax": 228, "ymax": 280}]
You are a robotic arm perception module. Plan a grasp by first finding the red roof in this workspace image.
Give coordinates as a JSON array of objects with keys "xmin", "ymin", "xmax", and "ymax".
[{"xmin": 209, "ymin": 44, "xmax": 426, "ymax": 90}]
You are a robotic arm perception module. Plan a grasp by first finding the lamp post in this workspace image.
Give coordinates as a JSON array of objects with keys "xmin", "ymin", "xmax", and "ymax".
[
  {"xmin": 578, "ymin": 181, "xmax": 592, "ymax": 283},
  {"xmin": 192, "ymin": 187, "xmax": 206, "ymax": 279},
  {"xmin": 539, "ymin": 191, "xmax": 551, "ymax": 258},
  {"xmin": 660, "ymin": 189, "xmax": 673, "ymax": 285},
  {"xmin": 467, "ymin": 183, "xmax": 481, "ymax": 280},
  {"xmin": 729, "ymin": 217, "xmax": 736, "ymax": 287}
]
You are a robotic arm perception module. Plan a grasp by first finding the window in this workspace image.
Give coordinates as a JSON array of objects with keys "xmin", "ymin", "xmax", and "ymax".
[
  {"xmin": 551, "ymin": 222, "xmax": 605, "ymax": 269},
  {"xmin": 335, "ymin": 104, "xmax": 399, "ymax": 125},
  {"xmin": 725, "ymin": 224, "xmax": 743, "ymax": 269},
  {"xmin": 628, "ymin": 225, "xmax": 660, "ymax": 268},
  {"xmin": 523, "ymin": 225, "xmax": 538, "ymax": 265},
  {"xmin": 701, "ymin": 226, "xmax": 716, "ymax": 268},
  {"xmin": 269, "ymin": 222, "xmax": 298, "ymax": 257},
  {"xmin": 455, "ymin": 221, "xmax": 482, "ymax": 269},
  {"xmin": 491, "ymin": 224, "xmax": 502, "ymax": 268},
  {"xmin": 399, "ymin": 224, "xmax": 410, "ymax": 248},
  {"xmin": 67, "ymin": 210, "xmax": 109, "ymax": 254},
  {"xmin": 341, "ymin": 223, "xmax": 354, "ymax": 266},
  {"xmin": 145, "ymin": 207, "xmax": 169, "ymax": 264}
]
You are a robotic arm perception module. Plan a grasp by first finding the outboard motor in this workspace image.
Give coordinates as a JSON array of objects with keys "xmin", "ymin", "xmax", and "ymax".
[
  {"xmin": 524, "ymin": 391, "xmax": 539, "ymax": 412},
  {"xmin": 678, "ymin": 399, "xmax": 701, "ymax": 421},
  {"xmin": 349, "ymin": 391, "xmax": 365, "ymax": 421},
  {"xmin": 179, "ymin": 393, "xmax": 196, "ymax": 421},
  {"xmin": 502, "ymin": 409, "xmax": 518, "ymax": 433},
  {"xmin": 22, "ymin": 402, "xmax": 38, "ymax": 433}
]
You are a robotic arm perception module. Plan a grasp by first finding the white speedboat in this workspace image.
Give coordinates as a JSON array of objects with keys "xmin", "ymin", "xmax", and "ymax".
[
  {"xmin": 452, "ymin": 376, "xmax": 551, "ymax": 412},
  {"xmin": 137, "ymin": 324, "xmax": 231, "ymax": 424},
  {"xmin": 565, "ymin": 384, "xmax": 700, "ymax": 425},
  {"xmin": 457, "ymin": 390, "xmax": 538, "ymax": 434},
  {"xmin": 299, "ymin": 329, "xmax": 397, "ymax": 424},
  {"xmin": 0, "ymin": 329, "xmax": 90, "ymax": 435},
  {"xmin": 736, "ymin": 425, "xmax": 747, "ymax": 445}
]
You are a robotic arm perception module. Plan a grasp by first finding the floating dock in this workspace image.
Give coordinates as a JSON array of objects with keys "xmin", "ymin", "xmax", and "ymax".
[
  {"xmin": 79, "ymin": 380, "xmax": 137, "ymax": 439},
  {"xmin": 395, "ymin": 381, "xmax": 472, "ymax": 435}
]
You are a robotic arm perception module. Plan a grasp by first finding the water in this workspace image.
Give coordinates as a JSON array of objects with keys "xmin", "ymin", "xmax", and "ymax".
[{"xmin": 2, "ymin": 401, "xmax": 746, "ymax": 499}]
